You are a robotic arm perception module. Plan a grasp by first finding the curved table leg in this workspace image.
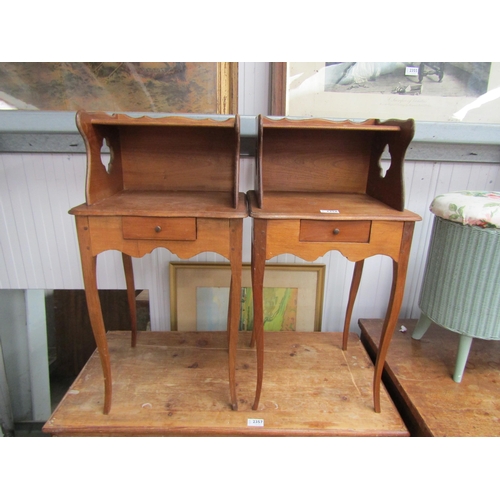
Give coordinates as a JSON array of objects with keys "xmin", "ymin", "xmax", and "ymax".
[
  {"xmin": 75, "ymin": 216, "xmax": 112, "ymax": 414},
  {"xmin": 249, "ymin": 229, "xmax": 257, "ymax": 349},
  {"xmin": 122, "ymin": 254, "xmax": 138, "ymax": 347},
  {"xmin": 251, "ymin": 219, "xmax": 267, "ymax": 410},
  {"xmin": 342, "ymin": 260, "xmax": 365, "ymax": 350},
  {"xmin": 373, "ymin": 222, "xmax": 415, "ymax": 413},
  {"xmin": 228, "ymin": 219, "xmax": 243, "ymax": 410}
]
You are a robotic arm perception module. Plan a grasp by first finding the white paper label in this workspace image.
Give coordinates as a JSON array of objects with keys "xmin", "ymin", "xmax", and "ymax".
[
  {"xmin": 247, "ymin": 418, "xmax": 264, "ymax": 427},
  {"xmin": 405, "ymin": 66, "xmax": 419, "ymax": 76},
  {"xmin": 320, "ymin": 209, "xmax": 340, "ymax": 214}
]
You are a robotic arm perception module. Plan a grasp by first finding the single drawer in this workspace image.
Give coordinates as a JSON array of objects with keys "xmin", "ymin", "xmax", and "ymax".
[
  {"xmin": 299, "ymin": 220, "xmax": 371, "ymax": 243},
  {"xmin": 122, "ymin": 217, "xmax": 196, "ymax": 240}
]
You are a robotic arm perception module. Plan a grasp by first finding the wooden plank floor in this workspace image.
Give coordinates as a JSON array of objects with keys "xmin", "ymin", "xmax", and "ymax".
[
  {"xmin": 360, "ymin": 319, "xmax": 500, "ymax": 437},
  {"xmin": 43, "ymin": 330, "xmax": 408, "ymax": 437}
]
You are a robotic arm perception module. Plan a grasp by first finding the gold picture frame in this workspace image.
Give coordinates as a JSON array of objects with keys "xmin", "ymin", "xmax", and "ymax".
[
  {"xmin": 216, "ymin": 62, "xmax": 238, "ymax": 114},
  {"xmin": 0, "ymin": 62, "xmax": 238, "ymax": 114},
  {"xmin": 169, "ymin": 263, "xmax": 325, "ymax": 332}
]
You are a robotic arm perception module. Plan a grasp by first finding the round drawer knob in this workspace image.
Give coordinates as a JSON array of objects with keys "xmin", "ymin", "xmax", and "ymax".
[
  {"xmin": 333, "ymin": 228, "xmax": 340, "ymax": 235},
  {"xmin": 154, "ymin": 225, "xmax": 162, "ymax": 233}
]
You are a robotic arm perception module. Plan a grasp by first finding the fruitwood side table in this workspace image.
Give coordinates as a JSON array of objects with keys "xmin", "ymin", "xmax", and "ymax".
[
  {"xmin": 70, "ymin": 111, "xmax": 247, "ymax": 414},
  {"xmin": 248, "ymin": 116, "xmax": 421, "ymax": 412}
]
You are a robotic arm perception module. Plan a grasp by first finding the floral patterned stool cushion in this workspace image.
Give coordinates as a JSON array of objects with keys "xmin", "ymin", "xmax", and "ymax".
[
  {"xmin": 430, "ymin": 190, "xmax": 500, "ymax": 228},
  {"xmin": 412, "ymin": 191, "xmax": 500, "ymax": 382}
]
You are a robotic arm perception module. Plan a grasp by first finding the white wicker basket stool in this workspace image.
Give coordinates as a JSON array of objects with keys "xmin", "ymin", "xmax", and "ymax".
[{"xmin": 412, "ymin": 191, "xmax": 500, "ymax": 382}]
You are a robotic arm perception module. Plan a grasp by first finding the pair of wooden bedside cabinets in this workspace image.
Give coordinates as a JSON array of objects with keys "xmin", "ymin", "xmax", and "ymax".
[{"xmin": 70, "ymin": 111, "xmax": 421, "ymax": 415}]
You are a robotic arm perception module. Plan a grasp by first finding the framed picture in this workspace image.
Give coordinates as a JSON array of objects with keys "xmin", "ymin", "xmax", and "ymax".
[
  {"xmin": 169, "ymin": 263, "xmax": 325, "ymax": 332},
  {"xmin": 271, "ymin": 62, "xmax": 500, "ymax": 124},
  {"xmin": 0, "ymin": 62, "xmax": 238, "ymax": 114}
]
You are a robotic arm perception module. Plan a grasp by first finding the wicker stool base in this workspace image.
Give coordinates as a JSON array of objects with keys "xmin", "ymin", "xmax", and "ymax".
[{"xmin": 413, "ymin": 216, "xmax": 500, "ymax": 382}]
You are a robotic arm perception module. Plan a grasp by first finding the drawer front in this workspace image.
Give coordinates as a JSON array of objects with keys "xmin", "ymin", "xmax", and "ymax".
[
  {"xmin": 299, "ymin": 220, "xmax": 371, "ymax": 243},
  {"xmin": 122, "ymin": 217, "xmax": 196, "ymax": 240}
]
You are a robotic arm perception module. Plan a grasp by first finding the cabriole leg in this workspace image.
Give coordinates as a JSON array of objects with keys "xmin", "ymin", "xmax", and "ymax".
[
  {"xmin": 75, "ymin": 216, "xmax": 112, "ymax": 415},
  {"xmin": 251, "ymin": 219, "xmax": 267, "ymax": 411},
  {"xmin": 343, "ymin": 260, "xmax": 365, "ymax": 350},
  {"xmin": 373, "ymin": 222, "xmax": 414, "ymax": 413},
  {"xmin": 228, "ymin": 219, "xmax": 243, "ymax": 410},
  {"xmin": 122, "ymin": 253, "xmax": 138, "ymax": 347}
]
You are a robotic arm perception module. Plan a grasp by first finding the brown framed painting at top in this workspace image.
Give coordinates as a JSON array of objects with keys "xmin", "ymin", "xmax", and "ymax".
[
  {"xmin": 169, "ymin": 262, "xmax": 325, "ymax": 333},
  {"xmin": 0, "ymin": 62, "xmax": 238, "ymax": 114},
  {"xmin": 270, "ymin": 62, "xmax": 287, "ymax": 115},
  {"xmin": 271, "ymin": 62, "xmax": 500, "ymax": 123}
]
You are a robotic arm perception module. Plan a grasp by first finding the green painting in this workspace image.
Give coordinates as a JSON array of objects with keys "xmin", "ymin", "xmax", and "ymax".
[{"xmin": 196, "ymin": 287, "xmax": 298, "ymax": 332}]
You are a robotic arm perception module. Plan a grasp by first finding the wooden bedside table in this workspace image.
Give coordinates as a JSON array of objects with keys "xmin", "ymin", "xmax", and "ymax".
[
  {"xmin": 70, "ymin": 111, "xmax": 247, "ymax": 414},
  {"xmin": 248, "ymin": 116, "xmax": 421, "ymax": 412}
]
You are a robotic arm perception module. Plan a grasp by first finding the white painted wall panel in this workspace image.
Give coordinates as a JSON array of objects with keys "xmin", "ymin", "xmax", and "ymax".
[
  {"xmin": 0, "ymin": 155, "xmax": 29, "ymax": 288},
  {"xmin": 238, "ymin": 61, "xmax": 270, "ymax": 115},
  {"xmin": 0, "ymin": 152, "xmax": 87, "ymax": 289},
  {"xmin": 2, "ymin": 151, "xmax": 500, "ymax": 332},
  {"xmin": 1, "ymin": 62, "xmax": 500, "ymax": 334}
]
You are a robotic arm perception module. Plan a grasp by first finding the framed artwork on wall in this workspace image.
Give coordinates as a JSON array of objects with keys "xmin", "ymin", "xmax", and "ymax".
[
  {"xmin": 271, "ymin": 62, "xmax": 500, "ymax": 124},
  {"xmin": 169, "ymin": 263, "xmax": 325, "ymax": 332},
  {"xmin": 0, "ymin": 62, "xmax": 238, "ymax": 114}
]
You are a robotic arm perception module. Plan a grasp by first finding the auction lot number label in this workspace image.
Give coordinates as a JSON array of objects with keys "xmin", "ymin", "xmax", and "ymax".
[{"xmin": 247, "ymin": 418, "xmax": 264, "ymax": 427}]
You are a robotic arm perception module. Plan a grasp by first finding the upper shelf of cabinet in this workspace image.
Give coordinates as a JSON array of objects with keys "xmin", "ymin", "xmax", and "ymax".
[
  {"xmin": 260, "ymin": 116, "xmax": 403, "ymax": 132},
  {"xmin": 255, "ymin": 115, "xmax": 415, "ymax": 212},
  {"xmin": 76, "ymin": 111, "xmax": 241, "ymax": 208},
  {"xmin": 85, "ymin": 112, "xmax": 237, "ymax": 128}
]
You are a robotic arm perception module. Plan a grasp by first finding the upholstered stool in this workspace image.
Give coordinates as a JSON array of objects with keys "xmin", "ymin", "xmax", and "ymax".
[{"xmin": 412, "ymin": 191, "xmax": 500, "ymax": 382}]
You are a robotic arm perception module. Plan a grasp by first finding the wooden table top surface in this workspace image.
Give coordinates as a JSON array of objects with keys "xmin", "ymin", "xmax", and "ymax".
[
  {"xmin": 247, "ymin": 191, "xmax": 421, "ymax": 221},
  {"xmin": 44, "ymin": 330, "xmax": 408, "ymax": 437}
]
